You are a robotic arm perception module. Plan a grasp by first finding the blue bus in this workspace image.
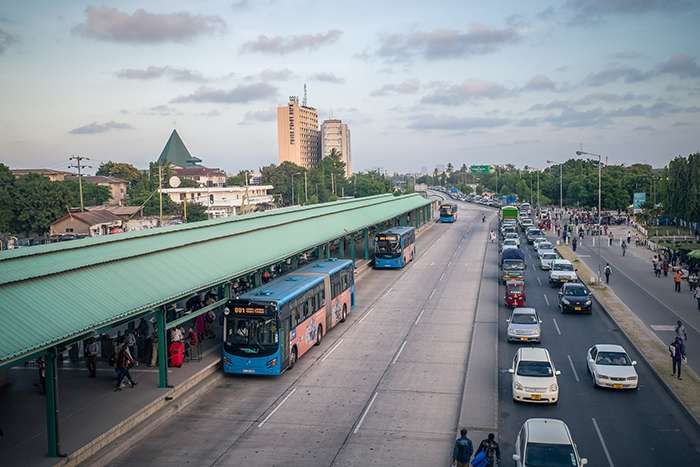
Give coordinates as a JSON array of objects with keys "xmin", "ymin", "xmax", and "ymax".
[
  {"xmin": 223, "ymin": 258, "xmax": 354, "ymax": 375},
  {"xmin": 374, "ymin": 226, "xmax": 416, "ymax": 269},
  {"xmin": 439, "ymin": 203, "xmax": 458, "ymax": 223}
]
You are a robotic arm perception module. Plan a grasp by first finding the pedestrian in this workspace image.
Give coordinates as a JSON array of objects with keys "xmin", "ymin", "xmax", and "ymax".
[
  {"xmin": 195, "ymin": 313, "xmax": 206, "ymax": 342},
  {"xmin": 670, "ymin": 336, "xmax": 686, "ymax": 380},
  {"xmin": 85, "ymin": 338, "xmax": 98, "ymax": 377},
  {"xmin": 572, "ymin": 236, "xmax": 578, "ymax": 252},
  {"xmin": 125, "ymin": 330, "xmax": 137, "ymax": 363},
  {"xmin": 37, "ymin": 357, "xmax": 46, "ymax": 395},
  {"xmin": 675, "ymin": 320, "xmax": 688, "ymax": 343},
  {"xmin": 171, "ymin": 325, "xmax": 184, "ymax": 343},
  {"xmin": 489, "ymin": 230, "xmax": 496, "ymax": 243},
  {"xmin": 476, "ymin": 433, "xmax": 501, "ymax": 467},
  {"xmin": 674, "ymin": 269, "xmax": 682, "ymax": 293},
  {"xmin": 608, "ymin": 232, "xmax": 614, "ymax": 247},
  {"xmin": 621, "ymin": 240, "xmax": 627, "ymax": 256},
  {"xmin": 452, "ymin": 428, "xmax": 473, "ymax": 467},
  {"xmin": 654, "ymin": 262, "xmax": 661, "ymax": 278},
  {"xmin": 604, "ymin": 263, "xmax": 612, "ymax": 284},
  {"xmin": 663, "ymin": 261, "xmax": 669, "ymax": 277},
  {"xmin": 114, "ymin": 344, "xmax": 137, "ymax": 391},
  {"xmin": 694, "ymin": 287, "xmax": 700, "ymax": 311},
  {"xmin": 205, "ymin": 309, "xmax": 216, "ymax": 339},
  {"xmin": 627, "ymin": 230, "xmax": 632, "ymax": 245},
  {"xmin": 150, "ymin": 324, "xmax": 159, "ymax": 368},
  {"xmin": 688, "ymin": 271, "xmax": 698, "ymax": 292}
]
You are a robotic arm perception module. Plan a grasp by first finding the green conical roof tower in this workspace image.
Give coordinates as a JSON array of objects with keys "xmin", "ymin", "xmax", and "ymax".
[{"xmin": 157, "ymin": 129, "xmax": 202, "ymax": 167}]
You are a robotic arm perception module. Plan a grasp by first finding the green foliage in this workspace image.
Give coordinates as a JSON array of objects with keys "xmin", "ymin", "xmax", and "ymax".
[
  {"xmin": 96, "ymin": 161, "xmax": 142, "ymax": 185},
  {"xmin": 226, "ymin": 170, "xmax": 251, "ymax": 186},
  {"xmin": 10, "ymin": 173, "xmax": 73, "ymax": 235},
  {"xmin": 58, "ymin": 180, "xmax": 111, "ymax": 207},
  {"xmin": 178, "ymin": 178, "xmax": 200, "ymax": 188},
  {"xmin": 185, "ymin": 202, "xmax": 208, "ymax": 222},
  {"xmin": 0, "ymin": 164, "xmax": 15, "ymax": 232}
]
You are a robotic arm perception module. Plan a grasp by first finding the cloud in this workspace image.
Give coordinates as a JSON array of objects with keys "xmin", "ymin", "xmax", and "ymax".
[
  {"xmin": 575, "ymin": 92, "xmax": 651, "ymax": 105},
  {"xmin": 606, "ymin": 101, "xmax": 700, "ymax": 119},
  {"xmin": 655, "ymin": 54, "xmax": 700, "ymax": 79},
  {"xmin": 608, "ymin": 50, "xmax": 643, "ymax": 60},
  {"xmin": 145, "ymin": 105, "xmax": 181, "ymax": 116},
  {"xmin": 69, "ymin": 121, "xmax": 133, "ymax": 134},
  {"xmin": 407, "ymin": 114, "xmax": 510, "ymax": 131},
  {"xmin": 308, "ymin": 72, "xmax": 345, "ymax": 84},
  {"xmin": 246, "ymin": 68, "xmax": 296, "ymax": 81},
  {"xmin": 239, "ymin": 109, "xmax": 276, "ymax": 125},
  {"xmin": 583, "ymin": 65, "xmax": 651, "ymax": 86},
  {"xmin": 72, "ymin": 6, "xmax": 226, "ymax": 44},
  {"xmin": 565, "ymin": 0, "xmax": 695, "ymax": 24},
  {"xmin": 376, "ymin": 25, "xmax": 520, "ymax": 61},
  {"xmin": 536, "ymin": 6, "xmax": 557, "ymax": 21},
  {"xmin": 231, "ymin": 0, "xmax": 275, "ymax": 10},
  {"xmin": 672, "ymin": 121, "xmax": 693, "ymax": 127},
  {"xmin": 115, "ymin": 65, "xmax": 207, "ymax": 82},
  {"xmin": 522, "ymin": 75, "xmax": 558, "ymax": 92},
  {"xmin": 241, "ymin": 30, "xmax": 342, "ymax": 54},
  {"xmin": 171, "ymin": 82, "xmax": 277, "ymax": 104},
  {"xmin": 0, "ymin": 28, "xmax": 18, "ymax": 54},
  {"xmin": 542, "ymin": 106, "xmax": 608, "ymax": 127},
  {"xmin": 199, "ymin": 110, "xmax": 221, "ymax": 117},
  {"xmin": 634, "ymin": 125, "xmax": 655, "ymax": 131},
  {"xmin": 421, "ymin": 80, "xmax": 508, "ymax": 105},
  {"xmin": 370, "ymin": 79, "xmax": 421, "ymax": 96}
]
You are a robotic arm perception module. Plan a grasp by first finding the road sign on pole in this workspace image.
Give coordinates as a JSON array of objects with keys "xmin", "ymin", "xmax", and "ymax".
[{"xmin": 470, "ymin": 165, "xmax": 493, "ymax": 175}]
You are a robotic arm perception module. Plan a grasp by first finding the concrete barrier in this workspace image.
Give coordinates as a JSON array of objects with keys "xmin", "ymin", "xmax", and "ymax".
[{"xmin": 556, "ymin": 245, "xmax": 700, "ymax": 427}]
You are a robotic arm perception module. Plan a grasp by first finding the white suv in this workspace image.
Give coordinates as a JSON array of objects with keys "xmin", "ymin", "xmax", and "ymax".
[
  {"xmin": 538, "ymin": 250, "xmax": 558, "ymax": 270},
  {"xmin": 509, "ymin": 347, "xmax": 560, "ymax": 404},
  {"xmin": 549, "ymin": 259, "xmax": 577, "ymax": 287},
  {"xmin": 513, "ymin": 418, "xmax": 588, "ymax": 466}
]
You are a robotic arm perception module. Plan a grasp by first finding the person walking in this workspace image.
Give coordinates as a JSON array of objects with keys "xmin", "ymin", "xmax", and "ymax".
[
  {"xmin": 452, "ymin": 428, "xmax": 473, "ymax": 467},
  {"xmin": 85, "ymin": 338, "xmax": 98, "ymax": 378},
  {"xmin": 670, "ymin": 336, "xmax": 686, "ymax": 380},
  {"xmin": 572, "ymin": 236, "xmax": 578, "ymax": 252},
  {"xmin": 476, "ymin": 433, "xmax": 501, "ymax": 467},
  {"xmin": 114, "ymin": 344, "xmax": 137, "ymax": 391},
  {"xmin": 125, "ymin": 330, "xmax": 137, "ymax": 363},
  {"xmin": 608, "ymin": 231, "xmax": 614, "ymax": 247},
  {"xmin": 694, "ymin": 287, "xmax": 700, "ymax": 311},
  {"xmin": 489, "ymin": 230, "xmax": 496, "ymax": 243},
  {"xmin": 627, "ymin": 230, "xmax": 632, "ymax": 246},
  {"xmin": 674, "ymin": 269, "xmax": 682, "ymax": 293},
  {"xmin": 621, "ymin": 240, "xmax": 627, "ymax": 256},
  {"xmin": 654, "ymin": 261, "xmax": 661, "ymax": 278},
  {"xmin": 604, "ymin": 263, "xmax": 612, "ymax": 284},
  {"xmin": 675, "ymin": 320, "xmax": 688, "ymax": 343}
]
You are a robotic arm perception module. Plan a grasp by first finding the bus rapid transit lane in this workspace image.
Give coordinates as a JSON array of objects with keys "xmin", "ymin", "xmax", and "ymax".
[
  {"xmin": 497, "ymin": 230, "xmax": 700, "ymax": 467},
  {"xmin": 108, "ymin": 205, "xmax": 484, "ymax": 467}
]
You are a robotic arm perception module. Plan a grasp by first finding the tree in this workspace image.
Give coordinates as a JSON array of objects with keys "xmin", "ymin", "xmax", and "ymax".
[
  {"xmin": 59, "ymin": 180, "xmax": 111, "ymax": 207},
  {"xmin": 0, "ymin": 164, "xmax": 15, "ymax": 233},
  {"xmin": 226, "ymin": 170, "xmax": 251, "ymax": 186},
  {"xmin": 185, "ymin": 202, "xmax": 208, "ymax": 222},
  {"xmin": 96, "ymin": 161, "xmax": 142, "ymax": 185},
  {"xmin": 11, "ymin": 174, "xmax": 73, "ymax": 235},
  {"xmin": 260, "ymin": 161, "xmax": 307, "ymax": 206}
]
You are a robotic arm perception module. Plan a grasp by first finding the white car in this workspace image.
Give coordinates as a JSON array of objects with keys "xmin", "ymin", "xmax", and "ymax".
[
  {"xmin": 501, "ymin": 239, "xmax": 519, "ymax": 251},
  {"xmin": 534, "ymin": 240, "xmax": 553, "ymax": 253},
  {"xmin": 505, "ymin": 232, "xmax": 521, "ymax": 246},
  {"xmin": 538, "ymin": 250, "xmax": 559, "ymax": 270},
  {"xmin": 531, "ymin": 236, "xmax": 547, "ymax": 249},
  {"xmin": 549, "ymin": 259, "xmax": 577, "ymax": 287},
  {"xmin": 509, "ymin": 347, "xmax": 560, "ymax": 404},
  {"xmin": 513, "ymin": 419, "xmax": 588, "ymax": 467},
  {"xmin": 586, "ymin": 344, "xmax": 639, "ymax": 389},
  {"xmin": 507, "ymin": 307, "xmax": 542, "ymax": 343}
]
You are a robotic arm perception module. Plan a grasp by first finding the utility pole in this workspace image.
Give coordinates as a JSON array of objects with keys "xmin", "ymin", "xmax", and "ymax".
[
  {"xmin": 304, "ymin": 171, "xmax": 308, "ymax": 203},
  {"xmin": 68, "ymin": 155, "xmax": 91, "ymax": 211},
  {"xmin": 331, "ymin": 172, "xmax": 336, "ymax": 196},
  {"xmin": 537, "ymin": 171, "xmax": 540, "ymax": 209},
  {"xmin": 158, "ymin": 165, "xmax": 163, "ymax": 224}
]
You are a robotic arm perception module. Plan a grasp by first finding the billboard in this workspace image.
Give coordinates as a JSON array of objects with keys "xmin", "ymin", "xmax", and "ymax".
[{"xmin": 633, "ymin": 192, "xmax": 646, "ymax": 209}]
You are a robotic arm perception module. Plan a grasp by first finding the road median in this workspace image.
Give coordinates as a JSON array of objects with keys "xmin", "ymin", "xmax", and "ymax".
[{"xmin": 556, "ymin": 244, "xmax": 700, "ymax": 427}]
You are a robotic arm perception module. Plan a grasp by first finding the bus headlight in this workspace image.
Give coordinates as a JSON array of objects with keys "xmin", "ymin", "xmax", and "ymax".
[{"xmin": 266, "ymin": 358, "xmax": 277, "ymax": 368}]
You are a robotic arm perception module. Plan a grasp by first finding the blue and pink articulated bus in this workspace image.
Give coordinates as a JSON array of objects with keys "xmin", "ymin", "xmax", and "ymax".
[
  {"xmin": 373, "ymin": 226, "xmax": 416, "ymax": 269},
  {"xmin": 223, "ymin": 258, "xmax": 354, "ymax": 375},
  {"xmin": 439, "ymin": 203, "xmax": 458, "ymax": 223}
]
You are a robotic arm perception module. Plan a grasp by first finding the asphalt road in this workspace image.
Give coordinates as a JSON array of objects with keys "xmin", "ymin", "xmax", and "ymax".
[
  {"xmin": 497, "ymin": 227, "xmax": 700, "ymax": 466},
  {"xmin": 109, "ymin": 204, "xmax": 491, "ymax": 466}
]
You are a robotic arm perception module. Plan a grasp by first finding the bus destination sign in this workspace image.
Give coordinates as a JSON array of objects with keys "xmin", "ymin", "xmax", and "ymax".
[{"xmin": 233, "ymin": 306, "xmax": 266, "ymax": 315}]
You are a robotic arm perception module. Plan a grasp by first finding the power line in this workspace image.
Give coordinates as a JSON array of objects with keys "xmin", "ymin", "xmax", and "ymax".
[{"xmin": 68, "ymin": 155, "xmax": 91, "ymax": 212}]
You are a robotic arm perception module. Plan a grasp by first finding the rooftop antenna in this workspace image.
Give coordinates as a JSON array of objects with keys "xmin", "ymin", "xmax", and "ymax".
[{"xmin": 303, "ymin": 83, "xmax": 308, "ymax": 107}]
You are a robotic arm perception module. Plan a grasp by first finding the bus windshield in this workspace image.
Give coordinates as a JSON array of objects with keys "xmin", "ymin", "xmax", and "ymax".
[
  {"xmin": 375, "ymin": 235, "xmax": 401, "ymax": 256},
  {"xmin": 225, "ymin": 316, "xmax": 278, "ymax": 357},
  {"xmin": 503, "ymin": 259, "xmax": 525, "ymax": 270}
]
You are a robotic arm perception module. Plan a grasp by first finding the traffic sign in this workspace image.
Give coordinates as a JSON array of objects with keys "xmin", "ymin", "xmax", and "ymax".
[{"xmin": 470, "ymin": 165, "xmax": 493, "ymax": 175}]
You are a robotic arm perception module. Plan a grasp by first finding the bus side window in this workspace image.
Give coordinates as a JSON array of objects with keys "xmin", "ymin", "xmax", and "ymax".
[
  {"xmin": 293, "ymin": 308, "xmax": 300, "ymax": 327},
  {"xmin": 302, "ymin": 301, "xmax": 309, "ymax": 319},
  {"xmin": 310, "ymin": 295, "xmax": 316, "ymax": 313}
]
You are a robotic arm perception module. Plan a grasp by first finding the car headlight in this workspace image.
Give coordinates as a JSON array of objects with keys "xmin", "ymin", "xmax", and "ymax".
[
  {"xmin": 562, "ymin": 298, "xmax": 570, "ymax": 305},
  {"xmin": 585, "ymin": 300, "xmax": 592, "ymax": 306},
  {"xmin": 628, "ymin": 376, "xmax": 637, "ymax": 381},
  {"xmin": 598, "ymin": 374, "xmax": 609, "ymax": 380},
  {"xmin": 549, "ymin": 383, "xmax": 558, "ymax": 392},
  {"xmin": 514, "ymin": 382, "xmax": 524, "ymax": 390}
]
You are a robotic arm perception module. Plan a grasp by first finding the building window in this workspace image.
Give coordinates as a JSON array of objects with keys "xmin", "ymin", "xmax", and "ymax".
[{"xmin": 65, "ymin": 228, "xmax": 74, "ymax": 233}]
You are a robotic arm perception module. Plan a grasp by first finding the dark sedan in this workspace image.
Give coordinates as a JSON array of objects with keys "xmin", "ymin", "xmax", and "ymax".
[{"xmin": 558, "ymin": 282, "xmax": 592, "ymax": 313}]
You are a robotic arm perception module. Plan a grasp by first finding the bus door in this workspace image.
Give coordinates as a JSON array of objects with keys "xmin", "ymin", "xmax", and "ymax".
[
  {"xmin": 324, "ymin": 275, "xmax": 332, "ymax": 332},
  {"xmin": 279, "ymin": 314, "xmax": 291, "ymax": 369}
]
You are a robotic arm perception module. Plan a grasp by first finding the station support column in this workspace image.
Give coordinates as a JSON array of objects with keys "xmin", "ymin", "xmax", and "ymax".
[
  {"xmin": 291, "ymin": 255, "xmax": 299, "ymax": 270},
  {"xmin": 156, "ymin": 307, "xmax": 169, "ymax": 388},
  {"xmin": 45, "ymin": 347, "xmax": 62, "ymax": 457},
  {"xmin": 349, "ymin": 235, "xmax": 356, "ymax": 265},
  {"xmin": 339, "ymin": 238, "xmax": 345, "ymax": 257},
  {"xmin": 363, "ymin": 229, "xmax": 370, "ymax": 260}
]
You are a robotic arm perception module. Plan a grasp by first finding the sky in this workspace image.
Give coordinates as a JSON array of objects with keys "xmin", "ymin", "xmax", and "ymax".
[{"xmin": 1, "ymin": 0, "xmax": 699, "ymax": 174}]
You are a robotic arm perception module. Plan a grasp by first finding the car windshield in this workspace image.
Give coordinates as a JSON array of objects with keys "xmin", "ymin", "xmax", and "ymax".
[
  {"xmin": 506, "ymin": 233, "xmax": 519, "ymax": 238},
  {"xmin": 596, "ymin": 351, "xmax": 632, "ymax": 366},
  {"xmin": 538, "ymin": 243, "xmax": 552, "ymax": 250},
  {"xmin": 564, "ymin": 286, "xmax": 588, "ymax": 297},
  {"xmin": 507, "ymin": 284, "xmax": 524, "ymax": 293},
  {"xmin": 504, "ymin": 239, "xmax": 517, "ymax": 245},
  {"xmin": 542, "ymin": 253, "xmax": 557, "ymax": 260},
  {"xmin": 225, "ymin": 316, "xmax": 278, "ymax": 356},
  {"xmin": 517, "ymin": 360, "xmax": 553, "ymax": 377},
  {"xmin": 529, "ymin": 230, "xmax": 543, "ymax": 236},
  {"xmin": 553, "ymin": 263, "xmax": 574, "ymax": 271},
  {"xmin": 525, "ymin": 443, "xmax": 577, "ymax": 466},
  {"xmin": 511, "ymin": 313, "xmax": 538, "ymax": 324}
]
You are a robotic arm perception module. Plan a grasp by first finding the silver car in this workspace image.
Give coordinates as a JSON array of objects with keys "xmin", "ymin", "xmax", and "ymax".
[{"xmin": 507, "ymin": 307, "xmax": 542, "ymax": 343}]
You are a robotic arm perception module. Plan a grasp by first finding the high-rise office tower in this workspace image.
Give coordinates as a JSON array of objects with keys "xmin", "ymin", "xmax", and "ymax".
[
  {"xmin": 321, "ymin": 119, "xmax": 352, "ymax": 177},
  {"xmin": 277, "ymin": 96, "xmax": 320, "ymax": 169}
]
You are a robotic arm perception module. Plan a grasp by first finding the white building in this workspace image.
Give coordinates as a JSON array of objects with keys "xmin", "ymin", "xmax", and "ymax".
[
  {"xmin": 159, "ymin": 185, "xmax": 275, "ymax": 219},
  {"xmin": 321, "ymin": 119, "xmax": 352, "ymax": 176}
]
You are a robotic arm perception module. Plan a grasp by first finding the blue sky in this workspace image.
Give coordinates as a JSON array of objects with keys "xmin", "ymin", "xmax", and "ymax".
[{"xmin": 1, "ymin": 0, "xmax": 699, "ymax": 173}]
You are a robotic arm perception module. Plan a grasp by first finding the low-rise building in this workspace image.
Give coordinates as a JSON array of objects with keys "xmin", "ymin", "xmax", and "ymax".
[
  {"xmin": 11, "ymin": 168, "xmax": 73, "ymax": 182},
  {"xmin": 159, "ymin": 185, "xmax": 275, "ymax": 218},
  {"xmin": 172, "ymin": 166, "xmax": 226, "ymax": 188},
  {"xmin": 66, "ymin": 175, "xmax": 129, "ymax": 206},
  {"xmin": 50, "ymin": 210, "xmax": 123, "ymax": 237}
]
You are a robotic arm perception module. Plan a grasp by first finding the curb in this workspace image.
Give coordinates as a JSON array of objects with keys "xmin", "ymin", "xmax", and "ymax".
[{"xmin": 556, "ymin": 244, "xmax": 700, "ymax": 430}]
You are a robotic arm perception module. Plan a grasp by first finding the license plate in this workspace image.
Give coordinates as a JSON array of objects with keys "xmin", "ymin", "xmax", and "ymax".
[
  {"xmin": 531, "ymin": 394, "xmax": 541, "ymax": 400},
  {"xmin": 612, "ymin": 383, "xmax": 623, "ymax": 389},
  {"xmin": 575, "ymin": 306, "xmax": 581, "ymax": 311},
  {"xmin": 520, "ymin": 337, "xmax": 528, "ymax": 341}
]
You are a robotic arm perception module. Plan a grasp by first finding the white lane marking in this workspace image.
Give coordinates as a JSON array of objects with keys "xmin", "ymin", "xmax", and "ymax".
[
  {"xmin": 650, "ymin": 324, "xmax": 676, "ymax": 332},
  {"xmin": 429, "ymin": 289, "xmax": 437, "ymax": 300},
  {"xmin": 537, "ymin": 277, "xmax": 542, "ymax": 287},
  {"xmin": 321, "ymin": 338, "xmax": 344, "ymax": 362},
  {"xmin": 392, "ymin": 340, "xmax": 408, "ymax": 364},
  {"xmin": 592, "ymin": 417, "xmax": 616, "ymax": 467},
  {"xmin": 448, "ymin": 261, "xmax": 452, "ymax": 266},
  {"xmin": 577, "ymin": 254, "xmax": 591, "ymax": 258},
  {"xmin": 354, "ymin": 391, "xmax": 379, "ymax": 434},
  {"xmin": 552, "ymin": 318, "xmax": 562, "ymax": 335},
  {"xmin": 258, "ymin": 388, "xmax": 296, "ymax": 428},
  {"xmin": 430, "ymin": 262, "xmax": 435, "ymax": 266},
  {"xmin": 357, "ymin": 306, "xmax": 375, "ymax": 324},
  {"xmin": 440, "ymin": 272, "xmax": 446, "ymax": 280},
  {"xmin": 415, "ymin": 308, "xmax": 425, "ymax": 325},
  {"xmin": 543, "ymin": 294, "xmax": 550, "ymax": 307},
  {"xmin": 567, "ymin": 354, "xmax": 580, "ymax": 382},
  {"xmin": 385, "ymin": 287, "xmax": 393, "ymax": 295}
]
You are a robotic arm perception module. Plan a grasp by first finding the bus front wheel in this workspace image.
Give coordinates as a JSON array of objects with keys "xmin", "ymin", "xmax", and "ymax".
[
  {"xmin": 341, "ymin": 304, "xmax": 348, "ymax": 323},
  {"xmin": 316, "ymin": 325, "xmax": 323, "ymax": 346}
]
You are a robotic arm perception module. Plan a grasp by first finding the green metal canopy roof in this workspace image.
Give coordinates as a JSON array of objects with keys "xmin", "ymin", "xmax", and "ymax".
[
  {"xmin": 0, "ymin": 194, "xmax": 430, "ymax": 365},
  {"xmin": 157, "ymin": 129, "xmax": 202, "ymax": 167}
]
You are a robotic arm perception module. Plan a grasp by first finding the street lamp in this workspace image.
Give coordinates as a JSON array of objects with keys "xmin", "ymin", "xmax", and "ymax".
[
  {"xmin": 575, "ymin": 150, "xmax": 604, "ymax": 283},
  {"xmin": 546, "ymin": 160, "xmax": 563, "ymax": 211},
  {"xmin": 291, "ymin": 172, "xmax": 302, "ymax": 206}
]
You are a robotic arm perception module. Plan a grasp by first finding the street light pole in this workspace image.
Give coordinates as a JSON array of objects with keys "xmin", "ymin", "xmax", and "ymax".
[
  {"xmin": 291, "ymin": 173, "xmax": 296, "ymax": 206},
  {"xmin": 576, "ymin": 150, "xmax": 604, "ymax": 283}
]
